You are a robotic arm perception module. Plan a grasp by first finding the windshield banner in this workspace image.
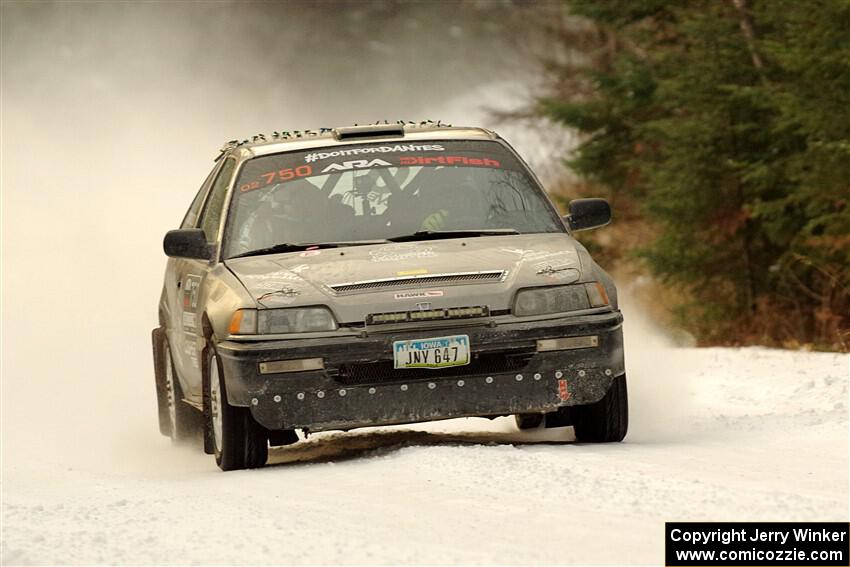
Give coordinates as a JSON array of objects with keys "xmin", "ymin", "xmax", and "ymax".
[{"xmin": 237, "ymin": 140, "xmax": 519, "ymax": 194}]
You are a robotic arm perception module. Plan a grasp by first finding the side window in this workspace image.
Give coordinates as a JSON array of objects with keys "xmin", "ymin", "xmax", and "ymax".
[
  {"xmin": 181, "ymin": 163, "xmax": 221, "ymax": 228},
  {"xmin": 199, "ymin": 157, "xmax": 236, "ymax": 243}
]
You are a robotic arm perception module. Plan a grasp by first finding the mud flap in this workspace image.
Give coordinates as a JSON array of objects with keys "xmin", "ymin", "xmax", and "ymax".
[
  {"xmin": 267, "ymin": 429, "xmax": 299, "ymax": 447},
  {"xmin": 151, "ymin": 327, "xmax": 170, "ymax": 436},
  {"xmin": 544, "ymin": 406, "xmax": 574, "ymax": 428},
  {"xmin": 201, "ymin": 342, "xmax": 215, "ymax": 455}
]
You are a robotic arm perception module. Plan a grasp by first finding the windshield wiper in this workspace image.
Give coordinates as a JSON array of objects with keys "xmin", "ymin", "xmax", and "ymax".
[
  {"xmin": 387, "ymin": 229, "xmax": 519, "ymax": 243},
  {"xmin": 229, "ymin": 239, "xmax": 389, "ymax": 259}
]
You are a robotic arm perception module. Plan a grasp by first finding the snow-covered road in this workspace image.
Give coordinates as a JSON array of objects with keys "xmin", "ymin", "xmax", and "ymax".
[{"xmin": 3, "ymin": 315, "xmax": 847, "ymax": 565}]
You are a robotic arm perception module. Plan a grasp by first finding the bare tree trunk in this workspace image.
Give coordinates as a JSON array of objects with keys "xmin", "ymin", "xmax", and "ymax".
[
  {"xmin": 737, "ymin": 180, "xmax": 757, "ymax": 317},
  {"xmin": 730, "ymin": 0, "xmax": 766, "ymax": 73},
  {"xmin": 728, "ymin": 112, "xmax": 757, "ymax": 317}
]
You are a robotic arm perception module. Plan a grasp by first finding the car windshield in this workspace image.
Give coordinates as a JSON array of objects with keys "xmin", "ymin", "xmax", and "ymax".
[{"xmin": 222, "ymin": 139, "xmax": 564, "ymax": 259}]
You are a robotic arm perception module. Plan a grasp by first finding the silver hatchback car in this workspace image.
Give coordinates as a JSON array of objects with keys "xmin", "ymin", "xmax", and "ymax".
[{"xmin": 152, "ymin": 123, "xmax": 627, "ymax": 470}]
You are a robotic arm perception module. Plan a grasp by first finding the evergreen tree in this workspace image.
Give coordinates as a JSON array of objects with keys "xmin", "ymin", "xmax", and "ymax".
[{"xmin": 539, "ymin": 0, "xmax": 849, "ymax": 349}]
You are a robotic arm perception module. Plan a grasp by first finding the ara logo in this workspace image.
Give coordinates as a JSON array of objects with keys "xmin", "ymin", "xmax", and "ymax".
[{"xmin": 321, "ymin": 159, "xmax": 391, "ymax": 173}]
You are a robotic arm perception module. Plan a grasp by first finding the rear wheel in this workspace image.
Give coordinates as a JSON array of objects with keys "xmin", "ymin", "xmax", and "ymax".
[
  {"xmin": 572, "ymin": 374, "xmax": 628, "ymax": 442},
  {"xmin": 514, "ymin": 413, "xmax": 544, "ymax": 430},
  {"xmin": 204, "ymin": 344, "xmax": 268, "ymax": 471}
]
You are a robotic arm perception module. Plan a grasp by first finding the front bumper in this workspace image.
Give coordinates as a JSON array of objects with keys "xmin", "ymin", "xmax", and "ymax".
[{"xmin": 217, "ymin": 310, "xmax": 624, "ymax": 432}]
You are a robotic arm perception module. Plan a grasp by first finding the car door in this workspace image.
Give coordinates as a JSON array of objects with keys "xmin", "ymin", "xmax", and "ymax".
[
  {"xmin": 173, "ymin": 156, "xmax": 237, "ymax": 400},
  {"xmin": 164, "ymin": 163, "xmax": 219, "ymax": 385}
]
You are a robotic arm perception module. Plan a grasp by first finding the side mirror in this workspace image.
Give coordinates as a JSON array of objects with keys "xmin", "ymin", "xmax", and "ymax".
[
  {"xmin": 163, "ymin": 229, "xmax": 211, "ymax": 260},
  {"xmin": 565, "ymin": 198, "xmax": 611, "ymax": 231}
]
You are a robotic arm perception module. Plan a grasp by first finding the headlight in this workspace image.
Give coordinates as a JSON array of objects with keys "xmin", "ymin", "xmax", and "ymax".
[
  {"xmin": 260, "ymin": 307, "xmax": 337, "ymax": 333},
  {"xmin": 513, "ymin": 283, "xmax": 608, "ymax": 317},
  {"xmin": 229, "ymin": 307, "xmax": 337, "ymax": 334}
]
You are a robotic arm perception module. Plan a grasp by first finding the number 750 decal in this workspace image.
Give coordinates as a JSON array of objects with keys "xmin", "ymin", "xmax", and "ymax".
[{"xmin": 239, "ymin": 165, "xmax": 313, "ymax": 193}]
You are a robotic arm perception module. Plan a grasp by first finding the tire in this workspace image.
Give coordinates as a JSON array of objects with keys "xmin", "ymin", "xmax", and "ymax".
[
  {"xmin": 163, "ymin": 339, "xmax": 201, "ymax": 442},
  {"xmin": 514, "ymin": 413, "xmax": 544, "ymax": 430},
  {"xmin": 572, "ymin": 374, "xmax": 628, "ymax": 442},
  {"xmin": 204, "ymin": 344, "xmax": 268, "ymax": 471}
]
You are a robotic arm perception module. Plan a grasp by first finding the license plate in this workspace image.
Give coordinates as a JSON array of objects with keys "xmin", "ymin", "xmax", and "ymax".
[{"xmin": 393, "ymin": 335, "xmax": 470, "ymax": 369}]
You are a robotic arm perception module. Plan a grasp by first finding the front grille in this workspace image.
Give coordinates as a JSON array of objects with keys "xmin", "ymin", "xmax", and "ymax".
[
  {"xmin": 335, "ymin": 352, "xmax": 533, "ymax": 386},
  {"xmin": 329, "ymin": 271, "xmax": 506, "ymax": 294}
]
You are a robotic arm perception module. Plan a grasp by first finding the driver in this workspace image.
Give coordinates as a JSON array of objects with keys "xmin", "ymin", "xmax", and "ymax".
[{"xmin": 419, "ymin": 167, "xmax": 483, "ymax": 231}]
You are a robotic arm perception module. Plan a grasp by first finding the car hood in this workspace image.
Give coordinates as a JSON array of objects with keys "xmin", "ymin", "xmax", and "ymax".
[{"xmin": 225, "ymin": 233, "xmax": 588, "ymax": 323}]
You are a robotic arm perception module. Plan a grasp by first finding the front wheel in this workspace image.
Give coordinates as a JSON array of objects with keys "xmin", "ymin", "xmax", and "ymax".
[
  {"xmin": 204, "ymin": 344, "xmax": 268, "ymax": 471},
  {"xmin": 572, "ymin": 374, "xmax": 628, "ymax": 442}
]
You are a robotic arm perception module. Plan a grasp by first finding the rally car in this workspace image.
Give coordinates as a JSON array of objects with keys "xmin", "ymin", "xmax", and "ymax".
[{"xmin": 151, "ymin": 122, "xmax": 627, "ymax": 470}]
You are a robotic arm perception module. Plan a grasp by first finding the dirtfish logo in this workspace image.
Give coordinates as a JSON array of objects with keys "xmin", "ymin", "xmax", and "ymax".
[{"xmin": 321, "ymin": 159, "xmax": 392, "ymax": 173}]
